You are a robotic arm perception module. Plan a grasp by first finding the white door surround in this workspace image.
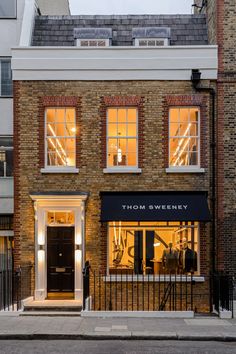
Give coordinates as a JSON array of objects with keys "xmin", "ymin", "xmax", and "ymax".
[{"xmin": 30, "ymin": 193, "xmax": 88, "ymax": 304}]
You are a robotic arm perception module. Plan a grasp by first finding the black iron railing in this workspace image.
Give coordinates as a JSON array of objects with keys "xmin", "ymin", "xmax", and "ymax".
[
  {"xmin": 0, "ymin": 265, "xmax": 32, "ymax": 311},
  {"xmin": 83, "ymin": 263, "xmax": 234, "ymax": 315}
]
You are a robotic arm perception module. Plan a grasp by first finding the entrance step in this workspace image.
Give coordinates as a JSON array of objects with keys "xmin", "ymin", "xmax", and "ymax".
[
  {"xmin": 20, "ymin": 311, "xmax": 81, "ymax": 317},
  {"xmin": 23, "ymin": 300, "xmax": 82, "ymax": 313}
]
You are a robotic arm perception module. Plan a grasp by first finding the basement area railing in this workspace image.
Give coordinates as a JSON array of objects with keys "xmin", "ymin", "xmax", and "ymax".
[
  {"xmin": 83, "ymin": 262, "xmax": 234, "ymax": 315},
  {"xmin": 0, "ymin": 265, "xmax": 33, "ymax": 311}
]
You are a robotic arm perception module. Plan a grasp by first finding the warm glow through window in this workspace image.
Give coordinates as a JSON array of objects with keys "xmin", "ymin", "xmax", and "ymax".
[
  {"xmin": 169, "ymin": 107, "xmax": 200, "ymax": 167},
  {"xmin": 45, "ymin": 108, "xmax": 76, "ymax": 167},
  {"xmin": 107, "ymin": 108, "xmax": 138, "ymax": 168}
]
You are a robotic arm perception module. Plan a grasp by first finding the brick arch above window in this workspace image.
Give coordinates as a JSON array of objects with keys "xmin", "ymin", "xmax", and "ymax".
[
  {"xmin": 38, "ymin": 96, "xmax": 82, "ymax": 170},
  {"xmin": 163, "ymin": 95, "xmax": 208, "ymax": 170},
  {"xmin": 100, "ymin": 96, "xmax": 145, "ymax": 170}
]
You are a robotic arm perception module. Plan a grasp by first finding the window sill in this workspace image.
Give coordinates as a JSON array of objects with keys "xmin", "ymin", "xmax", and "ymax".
[
  {"xmin": 0, "ymin": 177, "xmax": 13, "ymax": 179},
  {"xmin": 103, "ymin": 168, "xmax": 142, "ymax": 174},
  {"xmin": 40, "ymin": 168, "xmax": 79, "ymax": 174},
  {"xmin": 0, "ymin": 95, "xmax": 13, "ymax": 99},
  {"xmin": 165, "ymin": 167, "xmax": 205, "ymax": 174},
  {"xmin": 103, "ymin": 275, "xmax": 205, "ymax": 282}
]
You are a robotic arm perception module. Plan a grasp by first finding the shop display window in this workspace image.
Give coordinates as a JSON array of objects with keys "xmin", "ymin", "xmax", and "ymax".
[
  {"xmin": 45, "ymin": 108, "xmax": 76, "ymax": 168},
  {"xmin": 47, "ymin": 211, "xmax": 75, "ymax": 226},
  {"xmin": 169, "ymin": 107, "xmax": 200, "ymax": 168},
  {"xmin": 108, "ymin": 221, "xmax": 199, "ymax": 275},
  {"xmin": 107, "ymin": 108, "xmax": 138, "ymax": 168}
]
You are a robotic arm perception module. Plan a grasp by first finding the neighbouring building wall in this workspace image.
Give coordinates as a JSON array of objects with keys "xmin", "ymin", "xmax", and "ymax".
[
  {"xmin": 36, "ymin": 0, "xmax": 70, "ymax": 15},
  {"xmin": 204, "ymin": 0, "xmax": 236, "ymax": 276}
]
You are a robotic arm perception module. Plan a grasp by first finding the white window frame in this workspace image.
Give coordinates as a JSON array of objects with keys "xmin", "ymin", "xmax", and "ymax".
[
  {"xmin": 166, "ymin": 106, "xmax": 205, "ymax": 173},
  {"xmin": 76, "ymin": 39, "xmax": 110, "ymax": 47},
  {"xmin": 41, "ymin": 107, "xmax": 79, "ymax": 174},
  {"xmin": 0, "ymin": 58, "xmax": 13, "ymax": 97},
  {"xmin": 0, "ymin": 137, "xmax": 13, "ymax": 178},
  {"xmin": 104, "ymin": 107, "xmax": 141, "ymax": 174},
  {"xmin": 134, "ymin": 38, "xmax": 169, "ymax": 47}
]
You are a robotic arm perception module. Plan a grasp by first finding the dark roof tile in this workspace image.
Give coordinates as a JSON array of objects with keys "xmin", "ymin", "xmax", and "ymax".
[{"xmin": 32, "ymin": 14, "xmax": 208, "ymax": 46}]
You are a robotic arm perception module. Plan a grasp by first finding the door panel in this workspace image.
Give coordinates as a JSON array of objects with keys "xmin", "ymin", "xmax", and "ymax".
[{"xmin": 47, "ymin": 226, "xmax": 74, "ymax": 293}]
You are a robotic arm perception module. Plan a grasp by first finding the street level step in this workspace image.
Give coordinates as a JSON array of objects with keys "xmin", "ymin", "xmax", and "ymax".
[
  {"xmin": 20, "ymin": 311, "xmax": 81, "ymax": 317},
  {"xmin": 23, "ymin": 306, "xmax": 82, "ymax": 312}
]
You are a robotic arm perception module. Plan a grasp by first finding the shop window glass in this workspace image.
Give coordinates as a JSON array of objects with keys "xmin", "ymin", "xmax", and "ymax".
[
  {"xmin": 0, "ymin": 59, "xmax": 13, "ymax": 96},
  {"xmin": 107, "ymin": 108, "xmax": 138, "ymax": 168},
  {"xmin": 108, "ymin": 221, "xmax": 199, "ymax": 275},
  {"xmin": 45, "ymin": 108, "xmax": 76, "ymax": 168},
  {"xmin": 0, "ymin": 137, "xmax": 13, "ymax": 177},
  {"xmin": 169, "ymin": 107, "xmax": 200, "ymax": 168},
  {"xmin": 0, "ymin": 0, "xmax": 16, "ymax": 18}
]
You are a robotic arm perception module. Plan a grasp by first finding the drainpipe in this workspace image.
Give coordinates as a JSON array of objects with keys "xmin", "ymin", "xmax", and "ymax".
[{"xmin": 191, "ymin": 69, "xmax": 216, "ymax": 275}]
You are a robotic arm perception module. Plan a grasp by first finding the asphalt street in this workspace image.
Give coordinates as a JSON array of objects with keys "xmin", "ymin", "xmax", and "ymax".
[{"xmin": 0, "ymin": 340, "xmax": 236, "ymax": 354}]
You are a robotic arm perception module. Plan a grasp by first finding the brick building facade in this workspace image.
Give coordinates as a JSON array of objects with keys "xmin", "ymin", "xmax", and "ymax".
[
  {"xmin": 12, "ymin": 13, "xmax": 218, "ymax": 311},
  {"xmin": 195, "ymin": 0, "xmax": 236, "ymax": 277}
]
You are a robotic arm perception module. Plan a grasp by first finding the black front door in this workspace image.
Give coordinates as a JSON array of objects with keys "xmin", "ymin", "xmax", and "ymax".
[{"xmin": 47, "ymin": 227, "xmax": 74, "ymax": 293}]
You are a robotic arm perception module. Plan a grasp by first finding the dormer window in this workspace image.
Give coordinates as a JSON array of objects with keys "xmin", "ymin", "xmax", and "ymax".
[
  {"xmin": 74, "ymin": 28, "xmax": 112, "ymax": 47},
  {"xmin": 77, "ymin": 39, "xmax": 109, "ymax": 47},
  {"xmin": 132, "ymin": 27, "xmax": 171, "ymax": 47}
]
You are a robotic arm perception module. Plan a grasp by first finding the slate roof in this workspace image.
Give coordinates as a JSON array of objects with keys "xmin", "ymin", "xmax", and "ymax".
[{"xmin": 32, "ymin": 14, "xmax": 208, "ymax": 46}]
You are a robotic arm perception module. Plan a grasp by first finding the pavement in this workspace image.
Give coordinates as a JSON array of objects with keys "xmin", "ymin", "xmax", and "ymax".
[{"xmin": 0, "ymin": 312, "xmax": 236, "ymax": 341}]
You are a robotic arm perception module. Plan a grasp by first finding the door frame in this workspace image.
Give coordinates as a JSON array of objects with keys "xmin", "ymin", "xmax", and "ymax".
[{"xmin": 30, "ymin": 194, "xmax": 87, "ymax": 304}]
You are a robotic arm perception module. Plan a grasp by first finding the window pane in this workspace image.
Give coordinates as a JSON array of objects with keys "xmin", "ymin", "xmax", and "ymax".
[
  {"xmin": 179, "ymin": 109, "xmax": 189, "ymax": 122},
  {"xmin": 118, "ymin": 109, "xmax": 126, "ymax": 122},
  {"xmin": 127, "ymin": 153, "xmax": 136, "ymax": 166},
  {"xmin": 0, "ymin": 0, "xmax": 16, "ymax": 17},
  {"xmin": 169, "ymin": 122, "xmax": 179, "ymax": 137},
  {"xmin": 190, "ymin": 108, "xmax": 199, "ymax": 122},
  {"xmin": 65, "ymin": 109, "xmax": 75, "ymax": 123},
  {"xmin": 107, "ymin": 138, "xmax": 117, "ymax": 167},
  {"xmin": 127, "ymin": 124, "xmax": 137, "ymax": 136},
  {"xmin": 169, "ymin": 108, "xmax": 179, "ymax": 122},
  {"xmin": 117, "ymin": 123, "xmax": 126, "ymax": 137},
  {"xmin": 46, "ymin": 108, "xmax": 76, "ymax": 167},
  {"xmin": 1, "ymin": 60, "xmax": 12, "ymax": 96},
  {"xmin": 127, "ymin": 139, "xmax": 136, "ymax": 152},
  {"xmin": 0, "ymin": 137, "xmax": 13, "ymax": 147},
  {"xmin": 6, "ymin": 150, "xmax": 13, "ymax": 176},
  {"xmin": 109, "ymin": 227, "xmax": 135, "ymax": 271},
  {"xmin": 0, "ymin": 160, "xmax": 4, "ymax": 177},
  {"xmin": 169, "ymin": 107, "xmax": 199, "ymax": 168},
  {"xmin": 107, "ymin": 109, "xmax": 117, "ymax": 122},
  {"xmin": 46, "ymin": 109, "xmax": 55, "ymax": 123},
  {"xmin": 108, "ymin": 123, "xmax": 117, "ymax": 137},
  {"xmin": 56, "ymin": 109, "xmax": 65, "ymax": 123},
  {"xmin": 127, "ymin": 109, "xmax": 137, "ymax": 123}
]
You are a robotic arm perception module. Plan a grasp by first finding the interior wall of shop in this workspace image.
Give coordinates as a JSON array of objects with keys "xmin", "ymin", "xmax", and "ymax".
[{"xmin": 13, "ymin": 80, "xmax": 213, "ymax": 293}]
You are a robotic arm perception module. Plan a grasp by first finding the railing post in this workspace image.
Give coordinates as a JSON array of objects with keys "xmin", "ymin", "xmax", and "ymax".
[{"xmin": 82, "ymin": 260, "xmax": 90, "ymax": 310}]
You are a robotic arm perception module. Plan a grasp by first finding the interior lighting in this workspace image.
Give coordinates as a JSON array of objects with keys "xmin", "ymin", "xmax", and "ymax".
[
  {"xmin": 173, "ymin": 123, "xmax": 192, "ymax": 157},
  {"xmin": 48, "ymin": 124, "xmax": 67, "ymax": 157},
  {"xmin": 48, "ymin": 138, "xmax": 66, "ymax": 165},
  {"xmin": 173, "ymin": 137, "xmax": 190, "ymax": 166}
]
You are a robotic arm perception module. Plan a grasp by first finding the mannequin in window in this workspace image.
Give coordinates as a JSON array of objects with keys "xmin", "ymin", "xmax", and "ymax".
[
  {"xmin": 162, "ymin": 242, "xmax": 178, "ymax": 273},
  {"xmin": 180, "ymin": 242, "xmax": 196, "ymax": 273}
]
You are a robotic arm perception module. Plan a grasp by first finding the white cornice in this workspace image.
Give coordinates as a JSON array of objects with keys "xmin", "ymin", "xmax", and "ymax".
[{"xmin": 12, "ymin": 45, "xmax": 218, "ymax": 81}]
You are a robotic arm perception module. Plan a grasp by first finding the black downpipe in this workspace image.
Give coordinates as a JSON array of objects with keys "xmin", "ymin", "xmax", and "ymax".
[{"xmin": 191, "ymin": 76, "xmax": 216, "ymax": 275}]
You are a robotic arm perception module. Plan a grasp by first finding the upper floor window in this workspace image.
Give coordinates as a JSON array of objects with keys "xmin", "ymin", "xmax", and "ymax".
[
  {"xmin": 0, "ymin": 0, "xmax": 16, "ymax": 18},
  {"xmin": 45, "ymin": 108, "xmax": 76, "ymax": 169},
  {"xmin": 0, "ymin": 136, "xmax": 13, "ymax": 177},
  {"xmin": 0, "ymin": 59, "xmax": 13, "ymax": 97},
  {"xmin": 107, "ymin": 108, "xmax": 138, "ymax": 169},
  {"xmin": 169, "ymin": 107, "xmax": 200, "ymax": 168}
]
